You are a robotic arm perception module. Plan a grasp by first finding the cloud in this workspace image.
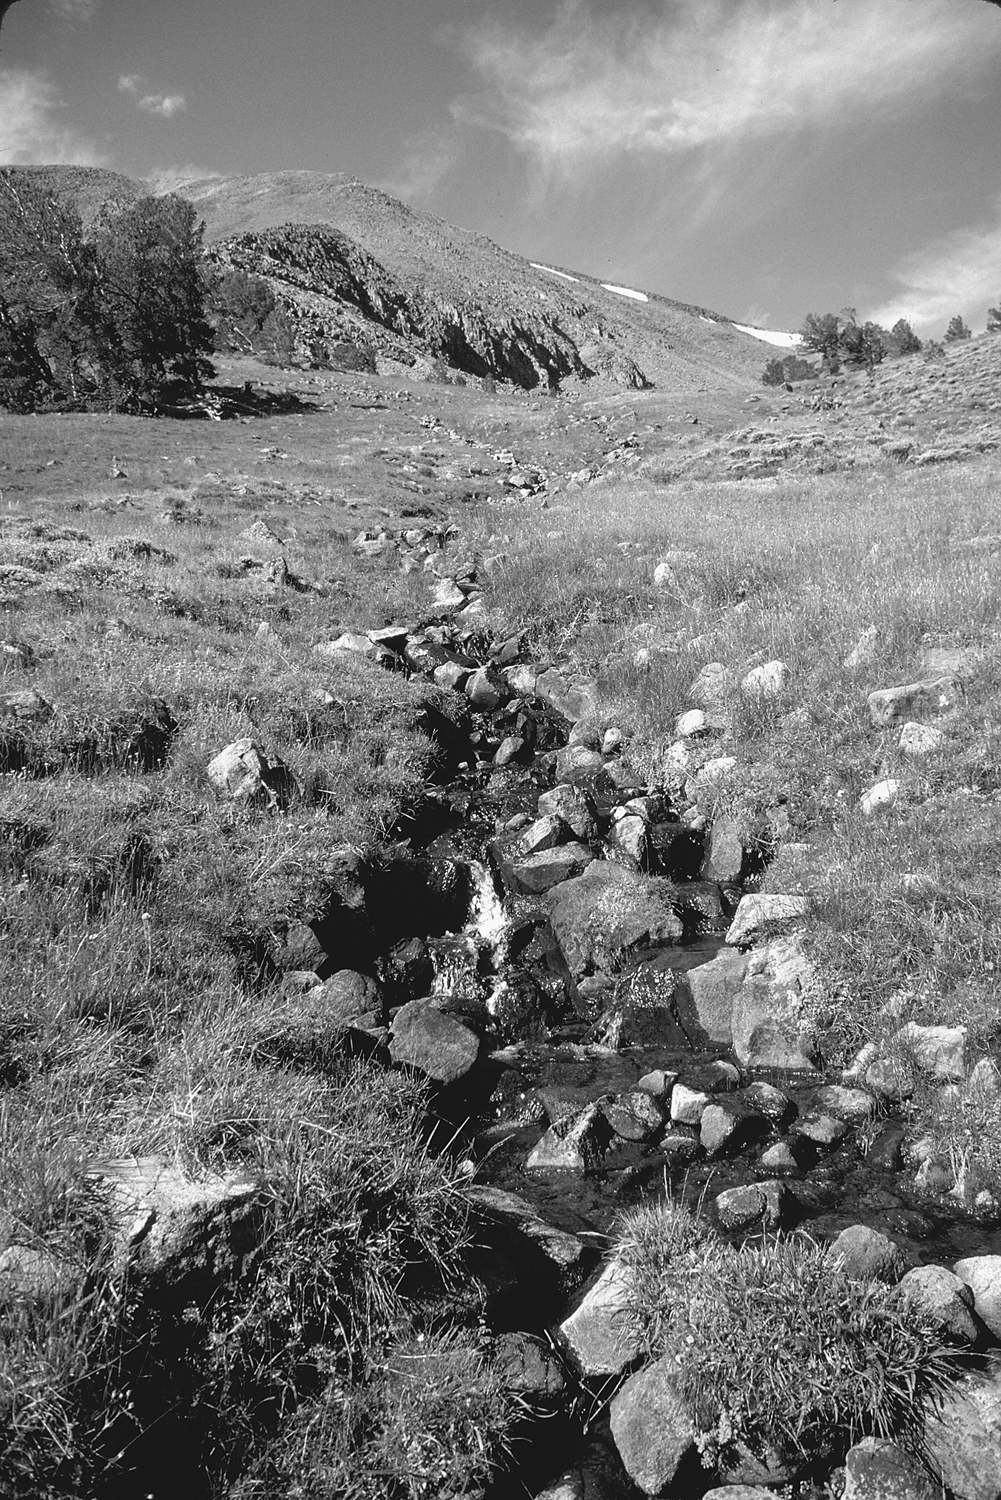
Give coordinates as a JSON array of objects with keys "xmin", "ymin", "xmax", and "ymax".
[
  {"xmin": 0, "ymin": 68, "xmax": 107, "ymax": 164},
  {"xmin": 48, "ymin": 0, "xmax": 99, "ymax": 20},
  {"xmin": 118, "ymin": 74, "xmax": 187, "ymax": 119},
  {"xmin": 866, "ymin": 202, "xmax": 1001, "ymax": 333},
  {"xmin": 456, "ymin": 0, "xmax": 1001, "ymax": 173},
  {"xmin": 379, "ymin": 128, "xmax": 458, "ymax": 204}
]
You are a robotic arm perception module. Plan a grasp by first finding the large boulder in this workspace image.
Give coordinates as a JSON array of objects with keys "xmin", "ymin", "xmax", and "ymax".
[
  {"xmin": 953, "ymin": 1256, "xmax": 1001, "ymax": 1339},
  {"xmin": 388, "ymin": 999, "xmax": 479, "ymax": 1083},
  {"xmin": 843, "ymin": 1437, "xmax": 938, "ymax": 1500},
  {"xmin": 924, "ymin": 1369, "xmax": 1001, "ymax": 1500},
  {"xmin": 685, "ymin": 946, "xmax": 749, "ymax": 1045},
  {"xmin": 206, "ymin": 738, "xmax": 297, "ymax": 809},
  {"xmin": 730, "ymin": 937, "xmax": 820, "ymax": 1070},
  {"xmin": 867, "ymin": 677, "xmax": 956, "ymax": 727},
  {"xmin": 527, "ymin": 1102, "xmax": 610, "ymax": 1173},
  {"xmin": 725, "ymin": 893, "xmax": 811, "ymax": 946},
  {"xmin": 897, "ymin": 1265, "xmax": 979, "ymax": 1345},
  {"xmin": 609, "ymin": 1355, "xmax": 696, "ymax": 1495},
  {"xmin": 559, "ymin": 1257, "xmax": 642, "ymax": 1377},
  {"xmin": 545, "ymin": 861, "xmax": 683, "ymax": 979}
]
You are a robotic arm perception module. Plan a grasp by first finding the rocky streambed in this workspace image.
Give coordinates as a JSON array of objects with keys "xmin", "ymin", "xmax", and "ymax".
[{"xmin": 248, "ymin": 599, "xmax": 1001, "ymax": 1499}]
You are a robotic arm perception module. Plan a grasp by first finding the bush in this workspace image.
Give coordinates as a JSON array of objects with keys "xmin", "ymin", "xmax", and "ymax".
[
  {"xmin": 945, "ymin": 315, "xmax": 972, "ymax": 343},
  {"xmin": 615, "ymin": 1204, "xmax": 962, "ymax": 1473},
  {"xmin": 887, "ymin": 318, "xmax": 922, "ymax": 356}
]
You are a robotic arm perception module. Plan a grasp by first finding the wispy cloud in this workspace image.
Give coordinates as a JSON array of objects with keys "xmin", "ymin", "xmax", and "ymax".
[
  {"xmin": 49, "ymin": 0, "xmax": 98, "ymax": 19},
  {"xmin": 379, "ymin": 128, "xmax": 458, "ymax": 204},
  {"xmin": 118, "ymin": 74, "xmax": 187, "ymax": 119},
  {"xmin": 456, "ymin": 0, "xmax": 1001, "ymax": 173},
  {"xmin": 0, "ymin": 67, "xmax": 107, "ymax": 164},
  {"xmin": 867, "ymin": 202, "xmax": 1001, "ymax": 334}
]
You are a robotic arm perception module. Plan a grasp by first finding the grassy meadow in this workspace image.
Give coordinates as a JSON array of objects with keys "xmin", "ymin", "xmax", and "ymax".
[{"xmin": 2, "ymin": 366, "xmax": 1001, "ymax": 1493}]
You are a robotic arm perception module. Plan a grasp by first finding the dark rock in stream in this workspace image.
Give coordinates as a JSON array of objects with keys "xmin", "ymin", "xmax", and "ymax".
[
  {"xmin": 546, "ymin": 861, "xmax": 684, "ymax": 979},
  {"xmin": 389, "ymin": 998, "xmax": 480, "ymax": 1083}
]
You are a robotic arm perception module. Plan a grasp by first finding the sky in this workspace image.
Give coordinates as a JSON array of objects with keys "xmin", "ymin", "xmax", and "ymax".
[{"xmin": 1, "ymin": 0, "xmax": 1001, "ymax": 336}]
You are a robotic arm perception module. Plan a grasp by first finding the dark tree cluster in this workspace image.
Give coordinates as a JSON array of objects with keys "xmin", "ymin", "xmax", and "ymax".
[
  {"xmin": 0, "ymin": 170, "xmax": 215, "ymax": 413},
  {"xmin": 761, "ymin": 352, "xmax": 817, "ymax": 386},
  {"xmin": 203, "ymin": 265, "xmax": 296, "ymax": 365}
]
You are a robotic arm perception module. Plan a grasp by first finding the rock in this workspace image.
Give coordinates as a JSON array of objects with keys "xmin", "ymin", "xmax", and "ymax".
[
  {"xmin": 533, "ymin": 1473, "xmax": 584, "ymax": 1500},
  {"xmin": 794, "ymin": 1112, "xmax": 848, "ymax": 1147},
  {"xmin": 559, "ymin": 1257, "xmax": 642, "ymax": 1376},
  {"xmin": 433, "ymin": 660, "xmax": 473, "ymax": 693},
  {"xmin": 676, "ymin": 708, "xmax": 709, "ymax": 737},
  {"xmin": 527, "ymin": 1103, "xmax": 609, "ymax": 1173},
  {"xmin": 953, "ymin": 1257, "xmax": 1001, "ymax": 1340},
  {"xmin": 555, "ymin": 744, "xmax": 605, "ymax": 783},
  {"xmin": 465, "ymin": 665, "xmax": 509, "ymax": 711},
  {"xmin": 924, "ymin": 1369, "xmax": 1001, "ymax": 1500},
  {"xmin": 685, "ymin": 947, "xmax": 748, "ymax": 1045},
  {"xmin": 534, "ymin": 667, "xmax": 599, "ymax": 723},
  {"xmin": 900, "ymin": 721, "xmax": 946, "ymax": 756},
  {"xmin": 506, "ymin": 842, "xmax": 595, "ymax": 894},
  {"xmin": 843, "ymin": 1437, "xmax": 937, "ymax": 1500},
  {"xmin": 759, "ymin": 1141, "xmax": 803, "ymax": 1173},
  {"xmin": 465, "ymin": 1185, "xmax": 587, "ymax": 1273},
  {"xmin": 493, "ymin": 1331, "xmax": 565, "ymax": 1400},
  {"xmin": 696, "ymin": 754, "xmax": 737, "ymax": 785},
  {"xmin": 863, "ymin": 1055, "xmax": 915, "ymax": 1103},
  {"xmin": 206, "ymin": 738, "xmax": 297, "ymax": 809},
  {"xmin": 702, "ymin": 1490, "xmax": 776, "ymax": 1500},
  {"xmin": 388, "ymin": 999, "xmax": 480, "ymax": 1084},
  {"xmin": 433, "ymin": 578, "xmax": 466, "ymax": 610},
  {"xmin": 85, "ymin": 1157, "xmax": 260, "ymax": 1290},
  {"xmin": 743, "ymin": 1081, "xmax": 794, "ymax": 1122},
  {"xmin": 592, "ymin": 967, "xmax": 690, "ymax": 1049},
  {"xmin": 537, "ymin": 784, "xmax": 598, "ymax": 841},
  {"xmin": 314, "ymin": 631, "xmax": 377, "ymax": 659},
  {"xmin": 690, "ymin": 662, "xmax": 735, "ymax": 707},
  {"xmin": 894, "ymin": 1021, "xmax": 967, "ymax": 1080},
  {"xmin": 826, "ymin": 1225, "xmax": 905, "ymax": 1283},
  {"xmin": 607, "ymin": 812, "xmax": 648, "ymax": 867},
  {"xmin": 700, "ymin": 1101, "xmax": 768, "ymax": 1156},
  {"xmin": 0, "ymin": 1245, "xmax": 75, "ymax": 1302},
  {"xmin": 741, "ymin": 660, "xmax": 787, "ymax": 696},
  {"xmin": 670, "ymin": 1084, "xmax": 710, "ymax": 1125},
  {"xmin": 545, "ymin": 861, "xmax": 683, "ymax": 979},
  {"xmin": 921, "ymin": 645, "xmax": 981, "ymax": 678},
  {"xmin": 0, "ymin": 687, "xmax": 52, "ymax": 721},
  {"xmin": 814, "ymin": 1085, "xmax": 877, "ymax": 1122},
  {"xmin": 502, "ymin": 663, "xmax": 539, "ymax": 697},
  {"xmin": 493, "ymin": 734, "xmax": 525, "ymax": 766},
  {"xmin": 897, "ymin": 1264, "xmax": 978, "ymax": 1344},
  {"xmin": 609, "ymin": 1356, "xmax": 695, "ymax": 1495},
  {"xmin": 725, "ymin": 894, "xmax": 811, "ymax": 946},
  {"xmin": 701, "ymin": 816, "xmax": 748, "ymax": 882},
  {"xmin": 603, "ymin": 1090, "xmax": 668, "ymax": 1141},
  {"xmin": 715, "ymin": 1180, "xmax": 789, "ymax": 1232},
  {"xmin": 731, "ymin": 937, "xmax": 820, "ymax": 1071},
  {"xmin": 860, "ymin": 778, "xmax": 902, "ymax": 815},
  {"xmin": 843, "ymin": 625, "xmax": 879, "ymax": 670},
  {"xmin": 867, "ymin": 677, "xmax": 957, "ymax": 727},
  {"xmin": 514, "ymin": 815, "xmax": 567, "ymax": 858}
]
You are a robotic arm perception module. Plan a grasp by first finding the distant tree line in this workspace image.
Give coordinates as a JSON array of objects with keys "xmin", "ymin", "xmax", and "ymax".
[
  {"xmin": 764, "ymin": 304, "xmax": 993, "ymax": 386},
  {"xmin": 0, "ymin": 171, "xmax": 293, "ymax": 414}
]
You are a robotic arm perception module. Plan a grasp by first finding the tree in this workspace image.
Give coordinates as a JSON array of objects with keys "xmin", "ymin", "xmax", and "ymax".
[
  {"xmin": 887, "ymin": 318, "xmax": 922, "ymax": 356},
  {"xmin": 799, "ymin": 312, "xmax": 843, "ymax": 371},
  {"xmin": 986, "ymin": 300, "xmax": 1001, "ymax": 334},
  {"xmin": 761, "ymin": 352, "xmax": 817, "ymax": 387},
  {"xmin": 839, "ymin": 319, "xmax": 888, "ymax": 375},
  {"xmin": 944, "ymin": 315, "xmax": 972, "ymax": 343},
  {"xmin": 0, "ymin": 171, "xmax": 214, "ymax": 412},
  {"xmin": 205, "ymin": 265, "xmax": 296, "ymax": 364}
]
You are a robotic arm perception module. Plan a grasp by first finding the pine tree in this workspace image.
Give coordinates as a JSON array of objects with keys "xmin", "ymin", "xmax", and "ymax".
[{"xmin": 944, "ymin": 315, "xmax": 972, "ymax": 343}]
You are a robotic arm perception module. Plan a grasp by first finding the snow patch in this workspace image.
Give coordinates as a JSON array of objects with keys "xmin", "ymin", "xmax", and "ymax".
[
  {"xmin": 600, "ymin": 283, "xmax": 649, "ymax": 302},
  {"xmin": 531, "ymin": 262, "xmax": 580, "ymax": 284},
  {"xmin": 732, "ymin": 323, "xmax": 801, "ymax": 349}
]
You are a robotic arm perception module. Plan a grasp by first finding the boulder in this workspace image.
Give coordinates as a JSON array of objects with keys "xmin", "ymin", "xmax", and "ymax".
[
  {"xmin": 730, "ymin": 937, "xmax": 820, "ymax": 1071},
  {"xmin": 603, "ymin": 1090, "xmax": 669, "ymax": 1142},
  {"xmin": 670, "ymin": 1083, "xmax": 710, "ymax": 1125},
  {"xmin": 527, "ymin": 1103, "xmax": 609, "ymax": 1173},
  {"xmin": 741, "ymin": 660, "xmax": 788, "ymax": 697},
  {"xmin": 607, "ymin": 812, "xmax": 647, "ymax": 868},
  {"xmin": 506, "ymin": 843, "xmax": 595, "ymax": 894},
  {"xmin": 843, "ymin": 1437, "xmax": 938, "ymax": 1500},
  {"xmin": 513, "ymin": 814, "xmax": 567, "ymax": 858},
  {"xmin": 725, "ymin": 893, "xmax": 811, "ymax": 946},
  {"xmin": 388, "ymin": 999, "xmax": 479, "ymax": 1084},
  {"xmin": 794, "ymin": 1112, "xmax": 848, "ymax": 1147},
  {"xmin": 897, "ymin": 1264, "xmax": 978, "ymax": 1344},
  {"xmin": 860, "ymin": 779, "xmax": 901, "ymax": 815},
  {"xmin": 465, "ymin": 664, "xmax": 509, "ymax": 711},
  {"xmin": 675, "ymin": 708, "xmax": 709, "ymax": 737},
  {"xmin": 465, "ymin": 1185, "xmax": 587, "ymax": 1275},
  {"xmin": 953, "ymin": 1256, "xmax": 1001, "ymax": 1340},
  {"xmin": 545, "ymin": 861, "xmax": 683, "ymax": 979},
  {"xmin": 814, "ymin": 1085, "xmax": 877, "ymax": 1122},
  {"xmin": 690, "ymin": 661, "xmax": 735, "ymax": 707},
  {"xmin": 715, "ymin": 1180, "xmax": 789, "ymax": 1232},
  {"xmin": 85, "ymin": 1157, "xmax": 261, "ymax": 1291},
  {"xmin": 591, "ymin": 966, "xmax": 692, "ymax": 1050},
  {"xmin": 867, "ymin": 677, "xmax": 957, "ymax": 727},
  {"xmin": 537, "ymin": 783, "xmax": 598, "ymax": 841},
  {"xmin": 555, "ymin": 744, "xmax": 605, "ymax": 783},
  {"xmin": 826, "ymin": 1225, "xmax": 905, "ymax": 1283},
  {"xmin": 700, "ymin": 1101, "xmax": 768, "ymax": 1156},
  {"xmin": 535, "ymin": 667, "xmax": 599, "ymax": 723},
  {"xmin": 206, "ymin": 738, "xmax": 297, "ymax": 809},
  {"xmin": 899, "ymin": 721, "xmax": 946, "ymax": 756},
  {"xmin": 492, "ymin": 1331, "xmax": 565, "ymax": 1401},
  {"xmin": 559, "ymin": 1257, "xmax": 642, "ymax": 1377},
  {"xmin": 685, "ymin": 947, "xmax": 748, "ymax": 1045},
  {"xmin": 701, "ymin": 816, "xmax": 748, "ymax": 882},
  {"xmin": 609, "ymin": 1356, "xmax": 696, "ymax": 1495},
  {"xmin": 924, "ymin": 1369, "xmax": 1001, "ymax": 1500},
  {"xmin": 314, "ymin": 631, "xmax": 376, "ymax": 659},
  {"xmin": 894, "ymin": 1021, "xmax": 967, "ymax": 1080},
  {"xmin": 433, "ymin": 578, "xmax": 466, "ymax": 610}
]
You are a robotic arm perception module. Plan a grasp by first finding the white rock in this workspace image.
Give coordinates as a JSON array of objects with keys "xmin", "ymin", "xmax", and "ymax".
[
  {"xmin": 741, "ymin": 659, "xmax": 788, "ymax": 697},
  {"xmin": 675, "ymin": 709, "xmax": 708, "ymax": 737},
  {"xmin": 899, "ymin": 721, "xmax": 946, "ymax": 756},
  {"xmin": 698, "ymin": 755, "xmax": 737, "ymax": 784},
  {"xmin": 670, "ymin": 1083, "xmax": 710, "ymax": 1125},
  {"xmin": 895, "ymin": 1022, "xmax": 967, "ymax": 1080},
  {"xmin": 558, "ymin": 1258, "xmax": 640, "ymax": 1377},
  {"xmin": 953, "ymin": 1256, "xmax": 1001, "ymax": 1339},
  {"xmin": 432, "ymin": 578, "xmax": 466, "ymax": 610},
  {"xmin": 314, "ymin": 632, "xmax": 376, "ymax": 659},
  {"xmin": 725, "ymin": 893, "xmax": 811, "ymax": 946},
  {"xmin": 689, "ymin": 661, "xmax": 734, "ymax": 706},
  {"xmin": 860, "ymin": 778, "xmax": 900, "ymax": 815}
]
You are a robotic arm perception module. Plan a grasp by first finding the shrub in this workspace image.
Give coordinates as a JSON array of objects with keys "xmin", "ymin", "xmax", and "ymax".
[
  {"xmin": 987, "ymin": 300, "xmax": 1001, "ymax": 334},
  {"xmin": 887, "ymin": 318, "xmax": 922, "ymax": 356},
  {"xmin": 615, "ymin": 1204, "xmax": 962, "ymax": 1473},
  {"xmin": 945, "ymin": 315, "xmax": 972, "ymax": 343}
]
